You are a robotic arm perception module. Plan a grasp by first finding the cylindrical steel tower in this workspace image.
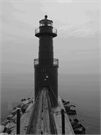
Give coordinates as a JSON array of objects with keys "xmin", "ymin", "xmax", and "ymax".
[{"xmin": 34, "ymin": 15, "xmax": 59, "ymax": 107}]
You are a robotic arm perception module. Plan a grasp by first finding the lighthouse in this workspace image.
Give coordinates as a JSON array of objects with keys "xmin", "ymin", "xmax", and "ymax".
[{"xmin": 34, "ymin": 15, "xmax": 59, "ymax": 107}]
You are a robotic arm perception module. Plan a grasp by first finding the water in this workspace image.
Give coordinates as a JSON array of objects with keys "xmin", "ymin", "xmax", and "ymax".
[
  {"xmin": 0, "ymin": 74, "xmax": 100, "ymax": 134},
  {"xmin": 59, "ymin": 74, "xmax": 100, "ymax": 134}
]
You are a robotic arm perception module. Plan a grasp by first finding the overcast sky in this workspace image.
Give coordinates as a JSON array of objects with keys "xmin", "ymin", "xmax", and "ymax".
[{"xmin": 0, "ymin": 0, "xmax": 100, "ymax": 75}]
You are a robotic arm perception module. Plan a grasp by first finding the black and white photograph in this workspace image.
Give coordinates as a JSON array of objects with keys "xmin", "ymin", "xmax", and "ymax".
[{"xmin": 0, "ymin": 0, "xmax": 100, "ymax": 134}]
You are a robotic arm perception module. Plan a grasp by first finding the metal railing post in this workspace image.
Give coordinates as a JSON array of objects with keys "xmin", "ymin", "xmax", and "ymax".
[
  {"xmin": 17, "ymin": 108, "xmax": 20, "ymax": 134},
  {"xmin": 61, "ymin": 109, "xmax": 65, "ymax": 134}
]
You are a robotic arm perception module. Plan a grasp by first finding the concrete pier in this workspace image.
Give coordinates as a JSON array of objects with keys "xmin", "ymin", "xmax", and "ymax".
[{"xmin": 9, "ymin": 88, "xmax": 74, "ymax": 134}]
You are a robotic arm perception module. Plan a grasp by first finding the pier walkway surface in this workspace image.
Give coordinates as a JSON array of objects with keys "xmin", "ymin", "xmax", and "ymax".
[{"xmin": 10, "ymin": 87, "xmax": 74, "ymax": 135}]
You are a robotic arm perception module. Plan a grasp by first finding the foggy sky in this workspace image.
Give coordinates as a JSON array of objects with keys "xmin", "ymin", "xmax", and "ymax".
[{"xmin": 1, "ymin": 0, "xmax": 100, "ymax": 75}]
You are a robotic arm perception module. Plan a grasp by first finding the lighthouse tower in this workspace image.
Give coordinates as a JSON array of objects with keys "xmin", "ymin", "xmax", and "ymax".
[{"xmin": 34, "ymin": 15, "xmax": 59, "ymax": 107}]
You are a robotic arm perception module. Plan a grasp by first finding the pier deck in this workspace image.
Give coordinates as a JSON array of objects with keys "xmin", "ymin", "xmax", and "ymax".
[{"xmin": 10, "ymin": 87, "xmax": 74, "ymax": 134}]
